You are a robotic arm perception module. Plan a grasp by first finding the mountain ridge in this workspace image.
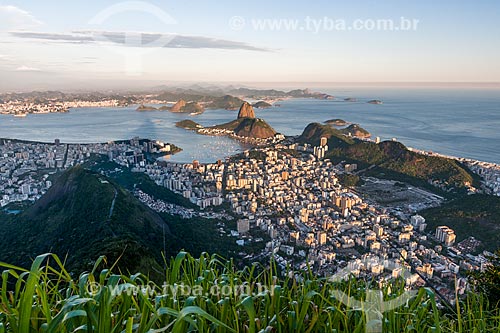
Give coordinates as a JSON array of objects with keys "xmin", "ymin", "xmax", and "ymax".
[
  {"xmin": 0, "ymin": 166, "xmax": 170, "ymax": 274},
  {"xmin": 299, "ymin": 122, "xmax": 478, "ymax": 193}
]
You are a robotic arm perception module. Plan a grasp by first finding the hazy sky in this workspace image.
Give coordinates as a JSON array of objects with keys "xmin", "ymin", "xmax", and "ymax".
[{"xmin": 0, "ymin": 0, "xmax": 499, "ymax": 90}]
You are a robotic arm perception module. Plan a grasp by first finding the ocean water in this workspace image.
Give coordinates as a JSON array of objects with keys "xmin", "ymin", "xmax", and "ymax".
[
  {"xmin": 0, "ymin": 88, "xmax": 499, "ymax": 164},
  {"xmin": 257, "ymin": 88, "xmax": 500, "ymax": 163}
]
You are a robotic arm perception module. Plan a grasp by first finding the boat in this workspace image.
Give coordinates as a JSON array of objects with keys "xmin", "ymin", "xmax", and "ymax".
[{"xmin": 13, "ymin": 113, "xmax": 27, "ymax": 118}]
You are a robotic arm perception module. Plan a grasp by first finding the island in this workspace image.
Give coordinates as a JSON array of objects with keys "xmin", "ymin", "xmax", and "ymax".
[
  {"xmin": 136, "ymin": 104, "xmax": 158, "ymax": 111},
  {"xmin": 175, "ymin": 119, "xmax": 203, "ymax": 130},
  {"xmin": 344, "ymin": 97, "xmax": 357, "ymax": 102},
  {"xmin": 287, "ymin": 89, "xmax": 334, "ymax": 100},
  {"xmin": 252, "ymin": 101, "xmax": 273, "ymax": 109},
  {"xmin": 325, "ymin": 119, "xmax": 349, "ymax": 126},
  {"xmin": 207, "ymin": 95, "xmax": 245, "ymax": 110},
  {"xmin": 340, "ymin": 124, "xmax": 371, "ymax": 138},
  {"xmin": 181, "ymin": 102, "xmax": 205, "ymax": 114}
]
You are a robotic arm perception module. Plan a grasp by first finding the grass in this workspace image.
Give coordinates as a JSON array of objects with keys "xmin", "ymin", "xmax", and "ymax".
[{"xmin": 0, "ymin": 252, "xmax": 499, "ymax": 332}]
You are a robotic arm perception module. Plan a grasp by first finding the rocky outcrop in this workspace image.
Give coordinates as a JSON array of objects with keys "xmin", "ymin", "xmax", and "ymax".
[
  {"xmin": 237, "ymin": 102, "xmax": 256, "ymax": 119},
  {"xmin": 234, "ymin": 118, "xmax": 276, "ymax": 139},
  {"xmin": 340, "ymin": 124, "xmax": 371, "ymax": 138},
  {"xmin": 170, "ymin": 99, "xmax": 187, "ymax": 112}
]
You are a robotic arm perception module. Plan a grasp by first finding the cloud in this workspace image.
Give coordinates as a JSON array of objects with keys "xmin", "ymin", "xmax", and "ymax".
[
  {"xmin": 10, "ymin": 31, "xmax": 94, "ymax": 43},
  {"xmin": 9, "ymin": 30, "xmax": 268, "ymax": 51},
  {"xmin": 15, "ymin": 65, "xmax": 41, "ymax": 72},
  {"xmin": 0, "ymin": 5, "xmax": 43, "ymax": 30}
]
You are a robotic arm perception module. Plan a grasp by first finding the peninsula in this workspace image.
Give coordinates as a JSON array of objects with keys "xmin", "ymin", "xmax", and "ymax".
[{"xmin": 176, "ymin": 102, "xmax": 280, "ymax": 144}]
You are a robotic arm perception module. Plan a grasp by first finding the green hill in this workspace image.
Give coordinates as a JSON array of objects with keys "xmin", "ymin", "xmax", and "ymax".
[
  {"xmin": 136, "ymin": 104, "xmax": 157, "ymax": 111},
  {"xmin": 299, "ymin": 123, "xmax": 477, "ymax": 193},
  {"xmin": 175, "ymin": 119, "xmax": 203, "ymax": 130},
  {"xmin": 298, "ymin": 122, "xmax": 355, "ymax": 146},
  {"xmin": 212, "ymin": 117, "xmax": 277, "ymax": 139},
  {"xmin": 340, "ymin": 124, "xmax": 371, "ymax": 138},
  {"xmin": 421, "ymin": 194, "xmax": 500, "ymax": 252},
  {"xmin": 0, "ymin": 166, "xmax": 237, "ymax": 274},
  {"xmin": 153, "ymin": 92, "xmax": 244, "ymax": 110},
  {"xmin": 0, "ymin": 166, "xmax": 169, "ymax": 274},
  {"xmin": 208, "ymin": 95, "xmax": 245, "ymax": 110},
  {"xmin": 252, "ymin": 100, "xmax": 273, "ymax": 108},
  {"xmin": 181, "ymin": 101, "xmax": 204, "ymax": 113},
  {"xmin": 234, "ymin": 118, "xmax": 276, "ymax": 139}
]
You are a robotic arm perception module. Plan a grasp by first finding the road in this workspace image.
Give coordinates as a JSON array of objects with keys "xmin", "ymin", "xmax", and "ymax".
[{"xmin": 109, "ymin": 188, "xmax": 118, "ymax": 219}]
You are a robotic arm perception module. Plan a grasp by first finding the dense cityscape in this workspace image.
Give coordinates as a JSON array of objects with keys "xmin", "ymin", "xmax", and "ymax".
[
  {"xmin": 1, "ymin": 131, "xmax": 497, "ymax": 305},
  {"xmin": 1, "ymin": 1, "xmax": 500, "ymax": 331}
]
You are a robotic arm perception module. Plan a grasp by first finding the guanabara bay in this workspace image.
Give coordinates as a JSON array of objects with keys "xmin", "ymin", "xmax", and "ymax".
[{"xmin": 1, "ymin": 1, "xmax": 500, "ymax": 332}]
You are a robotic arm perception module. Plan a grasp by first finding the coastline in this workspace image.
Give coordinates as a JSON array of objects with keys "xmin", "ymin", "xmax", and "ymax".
[
  {"xmin": 0, "ymin": 137, "xmax": 182, "ymax": 159},
  {"xmin": 2, "ymin": 121, "xmax": 499, "ymax": 197},
  {"xmin": 3, "ymin": 120, "xmax": 500, "ymax": 168},
  {"xmin": 193, "ymin": 127, "xmax": 282, "ymax": 146},
  {"xmin": 2, "ymin": 90, "xmax": 500, "ymax": 166}
]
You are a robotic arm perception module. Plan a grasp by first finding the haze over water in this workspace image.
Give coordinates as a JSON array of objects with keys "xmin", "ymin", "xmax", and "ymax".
[{"xmin": 1, "ymin": 88, "xmax": 499, "ymax": 164}]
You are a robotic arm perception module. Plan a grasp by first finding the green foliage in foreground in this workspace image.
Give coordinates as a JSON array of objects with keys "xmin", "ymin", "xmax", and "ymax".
[
  {"xmin": 1, "ymin": 252, "xmax": 500, "ymax": 333},
  {"xmin": 468, "ymin": 250, "xmax": 500, "ymax": 307}
]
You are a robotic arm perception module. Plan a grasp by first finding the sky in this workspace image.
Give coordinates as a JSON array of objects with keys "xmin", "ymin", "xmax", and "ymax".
[{"xmin": 0, "ymin": 0, "xmax": 499, "ymax": 91}]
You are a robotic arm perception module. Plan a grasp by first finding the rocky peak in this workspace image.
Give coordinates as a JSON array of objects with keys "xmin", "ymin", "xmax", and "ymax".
[
  {"xmin": 237, "ymin": 102, "xmax": 256, "ymax": 119},
  {"xmin": 171, "ymin": 99, "xmax": 187, "ymax": 112}
]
